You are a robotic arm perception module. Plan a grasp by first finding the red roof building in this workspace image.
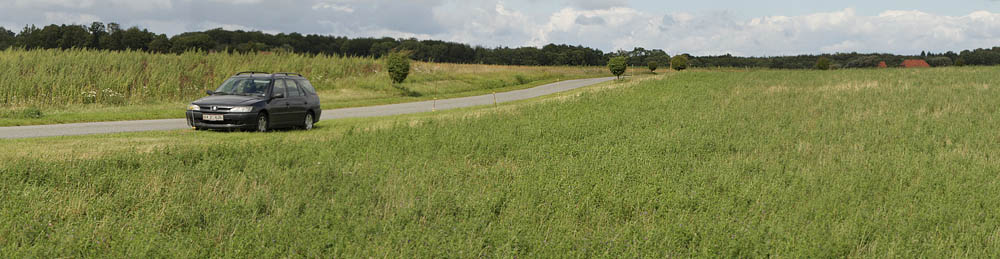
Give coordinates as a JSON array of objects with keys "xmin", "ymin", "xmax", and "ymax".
[
  {"xmin": 878, "ymin": 61, "xmax": 887, "ymax": 68},
  {"xmin": 902, "ymin": 59, "xmax": 930, "ymax": 68}
]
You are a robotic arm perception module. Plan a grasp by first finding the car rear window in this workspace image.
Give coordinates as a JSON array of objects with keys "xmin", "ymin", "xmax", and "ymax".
[
  {"xmin": 286, "ymin": 79, "xmax": 303, "ymax": 97},
  {"xmin": 295, "ymin": 79, "xmax": 317, "ymax": 95}
]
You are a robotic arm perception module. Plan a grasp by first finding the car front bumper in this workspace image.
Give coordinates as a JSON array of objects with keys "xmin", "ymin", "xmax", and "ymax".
[{"xmin": 185, "ymin": 111, "xmax": 258, "ymax": 130}]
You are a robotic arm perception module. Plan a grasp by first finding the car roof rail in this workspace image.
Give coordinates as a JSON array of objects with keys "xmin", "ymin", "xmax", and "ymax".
[
  {"xmin": 235, "ymin": 71, "xmax": 271, "ymax": 76},
  {"xmin": 273, "ymin": 72, "xmax": 303, "ymax": 77}
]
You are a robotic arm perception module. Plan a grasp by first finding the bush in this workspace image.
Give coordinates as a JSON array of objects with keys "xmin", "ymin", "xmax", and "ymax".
[
  {"xmin": 608, "ymin": 57, "xmax": 626, "ymax": 79},
  {"xmin": 815, "ymin": 57, "xmax": 831, "ymax": 70},
  {"xmin": 927, "ymin": 57, "xmax": 953, "ymax": 67},
  {"xmin": 1, "ymin": 107, "xmax": 43, "ymax": 119},
  {"xmin": 648, "ymin": 61, "xmax": 658, "ymax": 72},
  {"xmin": 386, "ymin": 51, "xmax": 411, "ymax": 84},
  {"xmin": 514, "ymin": 74, "xmax": 529, "ymax": 85},
  {"xmin": 671, "ymin": 55, "xmax": 688, "ymax": 71}
]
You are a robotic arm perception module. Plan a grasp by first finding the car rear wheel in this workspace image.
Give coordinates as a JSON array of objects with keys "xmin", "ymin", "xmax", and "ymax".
[
  {"xmin": 303, "ymin": 112, "xmax": 314, "ymax": 130},
  {"xmin": 257, "ymin": 112, "xmax": 269, "ymax": 132}
]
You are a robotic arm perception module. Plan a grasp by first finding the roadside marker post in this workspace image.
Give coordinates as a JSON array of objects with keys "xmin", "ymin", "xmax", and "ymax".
[
  {"xmin": 433, "ymin": 98, "xmax": 437, "ymax": 112},
  {"xmin": 493, "ymin": 92, "xmax": 497, "ymax": 107}
]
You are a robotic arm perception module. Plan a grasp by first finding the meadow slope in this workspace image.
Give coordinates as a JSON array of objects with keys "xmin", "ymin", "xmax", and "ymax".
[{"xmin": 2, "ymin": 67, "xmax": 1000, "ymax": 257}]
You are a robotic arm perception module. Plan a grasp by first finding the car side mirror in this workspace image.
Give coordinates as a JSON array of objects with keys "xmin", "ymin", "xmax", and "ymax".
[
  {"xmin": 206, "ymin": 90, "xmax": 214, "ymax": 95},
  {"xmin": 272, "ymin": 93, "xmax": 285, "ymax": 99}
]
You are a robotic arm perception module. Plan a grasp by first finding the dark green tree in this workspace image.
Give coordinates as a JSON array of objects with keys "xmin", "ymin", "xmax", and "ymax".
[
  {"xmin": 38, "ymin": 25, "xmax": 62, "ymax": 49},
  {"xmin": 0, "ymin": 27, "xmax": 14, "ymax": 50},
  {"xmin": 16, "ymin": 25, "xmax": 42, "ymax": 49},
  {"xmin": 815, "ymin": 57, "xmax": 832, "ymax": 70},
  {"xmin": 926, "ymin": 57, "xmax": 952, "ymax": 67},
  {"xmin": 386, "ymin": 51, "xmax": 417, "ymax": 96},
  {"xmin": 59, "ymin": 25, "xmax": 91, "ymax": 49},
  {"xmin": 121, "ymin": 27, "xmax": 155, "ymax": 50},
  {"xmin": 99, "ymin": 23, "xmax": 124, "ymax": 50},
  {"xmin": 648, "ymin": 61, "xmax": 658, "ymax": 73},
  {"xmin": 369, "ymin": 41, "xmax": 397, "ymax": 58},
  {"xmin": 386, "ymin": 51, "xmax": 411, "ymax": 84},
  {"xmin": 88, "ymin": 22, "xmax": 105, "ymax": 49},
  {"xmin": 148, "ymin": 34, "xmax": 171, "ymax": 53},
  {"xmin": 170, "ymin": 33, "xmax": 216, "ymax": 53},
  {"xmin": 670, "ymin": 55, "xmax": 689, "ymax": 71},
  {"xmin": 608, "ymin": 56, "xmax": 627, "ymax": 79},
  {"xmin": 234, "ymin": 41, "xmax": 268, "ymax": 53}
]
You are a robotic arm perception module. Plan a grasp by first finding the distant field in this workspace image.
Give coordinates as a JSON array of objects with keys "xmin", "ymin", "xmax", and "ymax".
[
  {"xmin": 3, "ymin": 67, "xmax": 1000, "ymax": 256},
  {"xmin": 0, "ymin": 49, "xmax": 610, "ymax": 126}
]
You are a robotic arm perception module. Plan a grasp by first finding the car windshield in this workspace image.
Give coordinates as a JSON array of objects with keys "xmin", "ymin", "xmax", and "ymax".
[{"xmin": 214, "ymin": 78, "xmax": 271, "ymax": 96}]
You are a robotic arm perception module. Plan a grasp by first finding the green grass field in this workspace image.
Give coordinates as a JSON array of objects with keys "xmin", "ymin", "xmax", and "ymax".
[
  {"xmin": 0, "ymin": 49, "xmax": 610, "ymax": 126},
  {"xmin": 3, "ymin": 67, "xmax": 1000, "ymax": 257}
]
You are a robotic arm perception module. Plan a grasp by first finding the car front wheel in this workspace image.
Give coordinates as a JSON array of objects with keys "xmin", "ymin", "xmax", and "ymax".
[
  {"xmin": 303, "ymin": 112, "xmax": 314, "ymax": 130},
  {"xmin": 257, "ymin": 112, "xmax": 269, "ymax": 132}
]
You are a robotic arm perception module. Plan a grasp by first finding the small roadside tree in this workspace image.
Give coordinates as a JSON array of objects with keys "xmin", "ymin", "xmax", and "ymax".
[
  {"xmin": 608, "ymin": 56, "xmax": 626, "ymax": 79},
  {"xmin": 386, "ymin": 50, "xmax": 418, "ymax": 96},
  {"xmin": 386, "ymin": 51, "xmax": 411, "ymax": 84},
  {"xmin": 815, "ymin": 57, "xmax": 831, "ymax": 70},
  {"xmin": 670, "ymin": 55, "xmax": 688, "ymax": 71},
  {"xmin": 648, "ymin": 61, "xmax": 658, "ymax": 73}
]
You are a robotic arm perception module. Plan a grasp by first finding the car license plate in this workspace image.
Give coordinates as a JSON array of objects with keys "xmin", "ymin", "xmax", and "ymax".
[{"xmin": 203, "ymin": 114, "xmax": 224, "ymax": 121}]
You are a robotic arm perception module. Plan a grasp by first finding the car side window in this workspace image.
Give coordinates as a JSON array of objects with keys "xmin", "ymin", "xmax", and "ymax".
[
  {"xmin": 285, "ymin": 79, "xmax": 303, "ymax": 97},
  {"xmin": 295, "ymin": 79, "xmax": 317, "ymax": 95},
  {"xmin": 272, "ymin": 79, "xmax": 287, "ymax": 97}
]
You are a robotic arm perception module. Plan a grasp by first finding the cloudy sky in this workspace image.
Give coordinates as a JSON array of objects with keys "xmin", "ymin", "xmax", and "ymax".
[{"xmin": 2, "ymin": 0, "xmax": 1000, "ymax": 56}]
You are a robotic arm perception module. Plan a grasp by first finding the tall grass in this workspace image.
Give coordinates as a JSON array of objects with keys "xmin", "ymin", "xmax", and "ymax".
[
  {"xmin": 0, "ymin": 48, "xmax": 382, "ymax": 106},
  {"xmin": 0, "ymin": 48, "xmax": 607, "ymax": 108}
]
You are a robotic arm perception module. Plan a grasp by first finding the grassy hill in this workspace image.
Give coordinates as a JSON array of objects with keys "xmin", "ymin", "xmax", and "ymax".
[
  {"xmin": 3, "ymin": 67, "xmax": 1000, "ymax": 256},
  {"xmin": 0, "ymin": 49, "xmax": 609, "ymax": 126}
]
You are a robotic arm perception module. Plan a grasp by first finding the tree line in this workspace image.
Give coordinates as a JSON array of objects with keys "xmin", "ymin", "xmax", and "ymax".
[
  {"xmin": 686, "ymin": 50, "xmax": 987, "ymax": 69},
  {"xmin": 1, "ymin": 22, "xmax": 999, "ymax": 69},
  {"xmin": 0, "ymin": 23, "xmax": 618, "ymax": 66}
]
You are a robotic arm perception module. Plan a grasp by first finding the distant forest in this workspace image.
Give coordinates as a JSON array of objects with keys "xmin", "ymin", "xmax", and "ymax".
[{"xmin": 1, "ymin": 22, "xmax": 999, "ymax": 69}]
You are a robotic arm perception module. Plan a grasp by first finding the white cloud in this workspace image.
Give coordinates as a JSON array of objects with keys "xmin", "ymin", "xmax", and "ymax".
[
  {"xmin": 203, "ymin": 0, "xmax": 262, "ymax": 4},
  {"xmin": 43, "ymin": 12, "xmax": 102, "ymax": 25},
  {"xmin": 312, "ymin": 3, "xmax": 354, "ymax": 13},
  {"xmin": 525, "ymin": 7, "xmax": 1000, "ymax": 55},
  {"xmin": 564, "ymin": 0, "xmax": 627, "ymax": 10},
  {"xmin": 14, "ymin": 0, "xmax": 96, "ymax": 8},
  {"xmin": 109, "ymin": 0, "xmax": 173, "ymax": 11},
  {"xmin": 426, "ymin": 2, "xmax": 541, "ymax": 47},
  {"xmin": 194, "ymin": 21, "xmax": 277, "ymax": 34}
]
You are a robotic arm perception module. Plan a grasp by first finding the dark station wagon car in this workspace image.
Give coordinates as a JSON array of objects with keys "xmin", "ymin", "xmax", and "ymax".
[{"xmin": 186, "ymin": 72, "xmax": 321, "ymax": 132}]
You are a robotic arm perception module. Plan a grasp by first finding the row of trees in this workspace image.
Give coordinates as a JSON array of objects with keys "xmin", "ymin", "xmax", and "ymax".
[
  {"xmin": 0, "ymin": 23, "xmax": 625, "ymax": 66},
  {"xmin": 689, "ymin": 49, "xmax": 1000, "ymax": 69},
  {"xmin": 2, "ymin": 22, "xmax": 1000, "ymax": 69}
]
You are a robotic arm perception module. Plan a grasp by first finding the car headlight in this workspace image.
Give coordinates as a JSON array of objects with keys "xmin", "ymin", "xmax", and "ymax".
[
  {"xmin": 187, "ymin": 104, "xmax": 200, "ymax": 111},
  {"xmin": 230, "ymin": 106, "xmax": 253, "ymax": 113}
]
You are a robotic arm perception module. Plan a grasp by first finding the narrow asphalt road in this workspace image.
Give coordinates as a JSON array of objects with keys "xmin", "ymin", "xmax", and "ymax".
[{"xmin": 0, "ymin": 77, "xmax": 615, "ymax": 139}]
